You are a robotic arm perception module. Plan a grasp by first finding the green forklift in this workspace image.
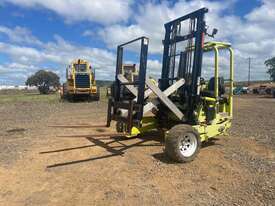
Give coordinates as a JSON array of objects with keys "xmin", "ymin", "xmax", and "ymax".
[{"xmin": 106, "ymin": 7, "xmax": 234, "ymax": 162}]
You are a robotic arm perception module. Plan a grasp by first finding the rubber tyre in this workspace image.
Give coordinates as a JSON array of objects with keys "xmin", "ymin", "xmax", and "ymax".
[
  {"xmin": 116, "ymin": 121, "xmax": 125, "ymax": 133},
  {"xmin": 165, "ymin": 124, "xmax": 201, "ymax": 163}
]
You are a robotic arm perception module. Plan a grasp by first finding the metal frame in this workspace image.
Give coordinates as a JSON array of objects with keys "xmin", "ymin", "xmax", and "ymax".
[
  {"xmin": 115, "ymin": 37, "xmax": 149, "ymax": 107},
  {"xmin": 107, "ymin": 37, "xmax": 149, "ymax": 132},
  {"xmin": 160, "ymin": 7, "xmax": 208, "ymax": 122},
  {"xmin": 202, "ymin": 41, "xmax": 234, "ymax": 117},
  {"xmin": 161, "ymin": 8, "xmax": 207, "ymax": 89},
  {"xmin": 119, "ymin": 77, "xmax": 185, "ymax": 118}
]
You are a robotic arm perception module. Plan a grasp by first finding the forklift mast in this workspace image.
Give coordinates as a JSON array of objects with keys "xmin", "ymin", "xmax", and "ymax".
[
  {"xmin": 160, "ymin": 7, "xmax": 208, "ymax": 121},
  {"xmin": 114, "ymin": 37, "xmax": 149, "ymax": 111},
  {"xmin": 107, "ymin": 37, "xmax": 149, "ymax": 132}
]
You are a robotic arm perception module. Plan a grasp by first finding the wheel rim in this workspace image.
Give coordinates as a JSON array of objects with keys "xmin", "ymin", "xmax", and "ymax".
[{"xmin": 179, "ymin": 133, "xmax": 197, "ymax": 157}]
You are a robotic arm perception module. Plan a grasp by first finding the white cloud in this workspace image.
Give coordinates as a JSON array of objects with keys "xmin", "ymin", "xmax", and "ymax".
[
  {"xmin": 0, "ymin": 25, "xmax": 42, "ymax": 46},
  {"xmin": 99, "ymin": 0, "xmax": 234, "ymax": 54},
  {"xmin": 0, "ymin": 62, "xmax": 40, "ymax": 85},
  {"xmin": 0, "ymin": 42, "xmax": 43, "ymax": 62},
  {"xmin": 98, "ymin": 0, "xmax": 273, "ymax": 81},
  {"xmin": 147, "ymin": 59, "xmax": 162, "ymax": 78},
  {"xmin": 82, "ymin": 30, "xmax": 95, "ymax": 38},
  {"xmin": 99, "ymin": 25, "xmax": 145, "ymax": 50},
  {"xmin": 3, "ymin": 0, "xmax": 132, "ymax": 24},
  {"xmin": 245, "ymin": 0, "xmax": 275, "ymax": 24},
  {"xmin": 0, "ymin": 26, "xmax": 118, "ymax": 84}
]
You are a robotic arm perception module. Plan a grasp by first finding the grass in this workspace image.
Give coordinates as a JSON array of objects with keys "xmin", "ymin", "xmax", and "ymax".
[
  {"xmin": 0, "ymin": 90, "xmax": 59, "ymax": 103},
  {"xmin": 0, "ymin": 87, "xmax": 109, "ymax": 103}
]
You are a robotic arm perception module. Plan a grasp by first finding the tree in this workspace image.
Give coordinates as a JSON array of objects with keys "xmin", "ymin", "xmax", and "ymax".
[
  {"xmin": 265, "ymin": 57, "xmax": 275, "ymax": 82},
  {"xmin": 26, "ymin": 70, "xmax": 60, "ymax": 94}
]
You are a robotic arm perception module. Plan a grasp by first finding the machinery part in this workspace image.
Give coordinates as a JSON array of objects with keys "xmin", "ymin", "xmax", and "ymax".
[
  {"xmin": 107, "ymin": 37, "xmax": 149, "ymax": 131},
  {"xmin": 146, "ymin": 77, "xmax": 184, "ymax": 120},
  {"xmin": 159, "ymin": 8, "xmax": 208, "ymax": 122},
  {"xmin": 208, "ymin": 77, "xmax": 225, "ymax": 96},
  {"xmin": 142, "ymin": 78, "xmax": 185, "ymax": 115},
  {"xmin": 202, "ymin": 77, "xmax": 225, "ymax": 97},
  {"xmin": 165, "ymin": 124, "xmax": 201, "ymax": 162},
  {"xmin": 160, "ymin": 8, "xmax": 208, "ymax": 114},
  {"xmin": 116, "ymin": 121, "xmax": 127, "ymax": 133}
]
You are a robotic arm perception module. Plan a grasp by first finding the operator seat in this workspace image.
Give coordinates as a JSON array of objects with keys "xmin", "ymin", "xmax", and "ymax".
[{"xmin": 201, "ymin": 77, "xmax": 225, "ymax": 98}]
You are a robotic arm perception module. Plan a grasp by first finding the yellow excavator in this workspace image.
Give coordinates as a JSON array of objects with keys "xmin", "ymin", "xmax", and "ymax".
[{"xmin": 61, "ymin": 59, "xmax": 100, "ymax": 101}]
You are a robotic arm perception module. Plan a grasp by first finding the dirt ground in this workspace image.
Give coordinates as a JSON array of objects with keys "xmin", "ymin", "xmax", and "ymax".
[{"xmin": 0, "ymin": 92, "xmax": 274, "ymax": 206}]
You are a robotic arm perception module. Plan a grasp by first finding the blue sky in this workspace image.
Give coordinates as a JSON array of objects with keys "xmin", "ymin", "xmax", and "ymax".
[{"xmin": 0, "ymin": 0, "xmax": 274, "ymax": 85}]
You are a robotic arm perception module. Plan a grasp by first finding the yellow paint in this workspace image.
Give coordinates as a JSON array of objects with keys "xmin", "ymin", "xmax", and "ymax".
[
  {"xmin": 129, "ymin": 127, "xmax": 141, "ymax": 136},
  {"xmin": 213, "ymin": 46, "xmax": 219, "ymax": 99},
  {"xmin": 65, "ymin": 59, "xmax": 98, "ymax": 96},
  {"xmin": 201, "ymin": 96, "xmax": 216, "ymax": 102},
  {"xmin": 229, "ymin": 47, "xmax": 234, "ymax": 117},
  {"xmin": 128, "ymin": 116, "xmax": 158, "ymax": 137},
  {"xmin": 193, "ymin": 120, "xmax": 231, "ymax": 142}
]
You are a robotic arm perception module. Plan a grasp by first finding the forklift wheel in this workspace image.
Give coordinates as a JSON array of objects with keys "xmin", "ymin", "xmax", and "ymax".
[
  {"xmin": 165, "ymin": 124, "xmax": 201, "ymax": 163},
  {"xmin": 116, "ymin": 121, "xmax": 124, "ymax": 133}
]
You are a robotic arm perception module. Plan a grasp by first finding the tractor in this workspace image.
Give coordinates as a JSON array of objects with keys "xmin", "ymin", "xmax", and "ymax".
[
  {"xmin": 61, "ymin": 59, "xmax": 100, "ymax": 101},
  {"xmin": 106, "ymin": 8, "xmax": 234, "ymax": 162}
]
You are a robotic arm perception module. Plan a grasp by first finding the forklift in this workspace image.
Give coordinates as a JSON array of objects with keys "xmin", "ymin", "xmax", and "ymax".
[{"xmin": 106, "ymin": 7, "xmax": 234, "ymax": 162}]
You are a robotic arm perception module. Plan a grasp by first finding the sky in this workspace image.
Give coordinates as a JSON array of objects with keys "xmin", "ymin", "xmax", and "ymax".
[{"xmin": 0, "ymin": 0, "xmax": 274, "ymax": 85}]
